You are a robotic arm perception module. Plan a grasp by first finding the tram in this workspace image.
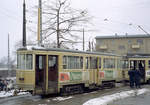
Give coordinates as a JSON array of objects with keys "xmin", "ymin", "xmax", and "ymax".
[
  {"xmin": 124, "ymin": 54, "xmax": 150, "ymax": 84},
  {"xmin": 16, "ymin": 46, "xmax": 124, "ymax": 95}
]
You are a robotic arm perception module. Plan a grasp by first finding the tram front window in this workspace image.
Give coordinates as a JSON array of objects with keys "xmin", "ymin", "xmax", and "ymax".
[{"xmin": 17, "ymin": 54, "xmax": 33, "ymax": 70}]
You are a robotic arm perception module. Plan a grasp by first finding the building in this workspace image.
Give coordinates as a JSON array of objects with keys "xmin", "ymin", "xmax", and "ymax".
[
  {"xmin": 0, "ymin": 68, "xmax": 16, "ymax": 78},
  {"xmin": 95, "ymin": 34, "xmax": 150, "ymax": 55}
]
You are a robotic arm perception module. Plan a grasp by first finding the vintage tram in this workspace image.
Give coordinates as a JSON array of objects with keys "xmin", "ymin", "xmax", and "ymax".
[{"xmin": 16, "ymin": 46, "xmax": 125, "ymax": 95}]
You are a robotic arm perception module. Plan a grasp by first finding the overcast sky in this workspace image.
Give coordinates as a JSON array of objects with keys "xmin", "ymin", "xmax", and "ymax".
[{"xmin": 0, "ymin": 0, "xmax": 150, "ymax": 59}]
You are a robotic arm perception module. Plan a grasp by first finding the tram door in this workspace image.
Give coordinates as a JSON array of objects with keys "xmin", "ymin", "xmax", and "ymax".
[
  {"xmin": 35, "ymin": 55, "xmax": 46, "ymax": 91},
  {"xmin": 48, "ymin": 55, "xmax": 58, "ymax": 93},
  {"xmin": 130, "ymin": 60, "xmax": 145, "ymax": 82}
]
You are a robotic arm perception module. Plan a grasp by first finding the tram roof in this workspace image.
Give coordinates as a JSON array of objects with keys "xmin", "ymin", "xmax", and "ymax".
[
  {"xmin": 126, "ymin": 53, "xmax": 150, "ymax": 58},
  {"xmin": 18, "ymin": 46, "xmax": 120, "ymax": 56}
]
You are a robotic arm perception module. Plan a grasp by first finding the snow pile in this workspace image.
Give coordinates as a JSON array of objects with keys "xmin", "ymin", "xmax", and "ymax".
[
  {"xmin": 83, "ymin": 88, "xmax": 150, "ymax": 105},
  {"xmin": 52, "ymin": 96, "xmax": 73, "ymax": 101},
  {"xmin": 26, "ymin": 45, "xmax": 45, "ymax": 50},
  {"xmin": 0, "ymin": 90, "xmax": 29, "ymax": 98}
]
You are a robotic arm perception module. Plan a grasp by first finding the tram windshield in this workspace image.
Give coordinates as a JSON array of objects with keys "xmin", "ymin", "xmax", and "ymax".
[{"xmin": 17, "ymin": 54, "xmax": 33, "ymax": 70}]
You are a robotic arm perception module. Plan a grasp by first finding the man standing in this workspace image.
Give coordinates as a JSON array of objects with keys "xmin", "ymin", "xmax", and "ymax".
[
  {"xmin": 128, "ymin": 68, "xmax": 135, "ymax": 88},
  {"xmin": 134, "ymin": 69, "xmax": 141, "ymax": 88}
]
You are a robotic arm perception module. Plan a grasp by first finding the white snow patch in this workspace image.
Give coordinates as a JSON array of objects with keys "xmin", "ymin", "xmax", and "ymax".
[
  {"xmin": 83, "ymin": 88, "xmax": 150, "ymax": 105},
  {"xmin": 52, "ymin": 96, "xmax": 73, "ymax": 101},
  {"xmin": 26, "ymin": 45, "xmax": 45, "ymax": 50},
  {"xmin": 0, "ymin": 90, "xmax": 29, "ymax": 98}
]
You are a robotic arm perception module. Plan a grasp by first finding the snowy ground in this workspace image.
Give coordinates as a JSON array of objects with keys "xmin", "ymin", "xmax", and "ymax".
[
  {"xmin": 83, "ymin": 88, "xmax": 150, "ymax": 105},
  {"xmin": 0, "ymin": 90, "xmax": 29, "ymax": 98}
]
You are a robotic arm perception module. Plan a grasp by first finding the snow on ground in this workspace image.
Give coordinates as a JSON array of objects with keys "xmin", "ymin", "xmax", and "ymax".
[
  {"xmin": 0, "ymin": 90, "xmax": 29, "ymax": 98},
  {"xmin": 52, "ymin": 96, "xmax": 73, "ymax": 101},
  {"xmin": 83, "ymin": 88, "xmax": 150, "ymax": 105}
]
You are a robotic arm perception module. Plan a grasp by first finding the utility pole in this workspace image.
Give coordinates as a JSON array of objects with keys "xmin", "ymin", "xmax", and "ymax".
[
  {"xmin": 89, "ymin": 41, "xmax": 91, "ymax": 51},
  {"xmin": 37, "ymin": 0, "xmax": 42, "ymax": 46},
  {"xmin": 8, "ymin": 34, "xmax": 10, "ymax": 77},
  {"xmin": 23, "ymin": 0, "xmax": 26, "ymax": 47},
  {"xmin": 56, "ymin": 10, "xmax": 60, "ymax": 48},
  {"xmin": 83, "ymin": 28, "xmax": 85, "ymax": 51}
]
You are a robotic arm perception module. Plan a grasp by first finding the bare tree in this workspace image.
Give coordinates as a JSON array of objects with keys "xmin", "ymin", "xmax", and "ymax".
[{"xmin": 41, "ymin": 0, "xmax": 92, "ymax": 48}]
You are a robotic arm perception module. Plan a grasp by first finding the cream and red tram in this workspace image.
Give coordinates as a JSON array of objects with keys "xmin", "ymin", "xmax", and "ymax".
[{"xmin": 16, "ymin": 46, "xmax": 124, "ymax": 95}]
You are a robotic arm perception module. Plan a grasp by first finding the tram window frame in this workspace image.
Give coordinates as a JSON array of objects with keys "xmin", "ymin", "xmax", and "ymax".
[
  {"xmin": 86, "ymin": 57, "xmax": 89, "ymax": 69},
  {"xmin": 121, "ymin": 60, "xmax": 129, "ymax": 69},
  {"xmin": 148, "ymin": 60, "xmax": 150, "ymax": 68},
  {"xmin": 39, "ymin": 56, "xmax": 43, "ymax": 70},
  {"xmin": 103, "ymin": 58, "xmax": 115, "ymax": 69},
  {"xmin": 17, "ymin": 54, "xmax": 33, "ymax": 70},
  {"xmin": 117, "ymin": 59, "xmax": 123, "ymax": 69},
  {"xmin": 99, "ymin": 58, "xmax": 101, "ymax": 69},
  {"xmin": 90, "ymin": 57, "xmax": 98, "ymax": 69},
  {"xmin": 48, "ymin": 56, "xmax": 57, "ymax": 69},
  {"xmin": 26, "ymin": 54, "xmax": 33, "ymax": 70},
  {"xmin": 63, "ymin": 56, "xmax": 67, "ymax": 69},
  {"xmin": 63, "ymin": 56, "xmax": 83, "ymax": 69}
]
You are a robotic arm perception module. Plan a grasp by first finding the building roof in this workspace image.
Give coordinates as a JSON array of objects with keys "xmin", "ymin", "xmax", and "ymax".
[{"xmin": 95, "ymin": 34, "xmax": 150, "ymax": 39}]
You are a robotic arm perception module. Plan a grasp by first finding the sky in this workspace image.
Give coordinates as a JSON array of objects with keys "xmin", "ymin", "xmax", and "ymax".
[{"xmin": 0, "ymin": 0, "xmax": 150, "ymax": 59}]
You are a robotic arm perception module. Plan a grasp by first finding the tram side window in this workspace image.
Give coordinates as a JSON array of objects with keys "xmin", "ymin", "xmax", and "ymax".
[
  {"xmin": 90, "ymin": 57, "xmax": 97, "ymax": 69},
  {"xmin": 17, "ymin": 54, "xmax": 33, "ymax": 70},
  {"xmin": 63, "ymin": 56, "xmax": 67, "ymax": 69},
  {"xmin": 39, "ymin": 56, "xmax": 43, "ymax": 69},
  {"xmin": 63, "ymin": 56, "xmax": 83, "ymax": 69},
  {"xmin": 117, "ymin": 59, "xmax": 122, "ymax": 69},
  {"xmin": 99, "ymin": 58, "xmax": 101, "ymax": 68},
  {"xmin": 130, "ymin": 61, "xmax": 134, "ymax": 69},
  {"xmin": 122, "ymin": 60, "xmax": 128, "ymax": 69},
  {"xmin": 86, "ymin": 57, "xmax": 89, "ymax": 69},
  {"xmin": 103, "ymin": 58, "xmax": 115, "ymax": 68},
  {"xmin": 26, "ymin": 54, "xmax": 33, "ymax": 69},
  {"xmin": 48, "ymin": 56, "xmax": 56, "ymax": 67},
  {"xmin": 48, "ymin": 56, "xmax": 57, "ymax": 69},
  {"xmin": 148, "ymin": 60, "xmax": 150, "ymax": 68}
]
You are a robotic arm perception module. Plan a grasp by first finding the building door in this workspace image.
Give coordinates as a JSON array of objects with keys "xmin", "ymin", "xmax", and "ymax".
[
  {"xmin": 35, "ymin": 55, "xmax": 46, "ymax": 92},
  {"xmin": 48, "ymin": 55, "xmax": 58, "ymax": 93}
]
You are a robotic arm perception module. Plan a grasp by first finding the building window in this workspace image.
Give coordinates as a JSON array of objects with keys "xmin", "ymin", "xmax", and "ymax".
[
  {"xmin": 137, "ymin": 39, "xmax": 143, "ymax": 44},
  {"xmin": 128, "ymin": 40, "xmax": 131, "ymax": 43},
  {"xmin": 118, "ymin": 45, "xmax": 125, "ymax": 50}
]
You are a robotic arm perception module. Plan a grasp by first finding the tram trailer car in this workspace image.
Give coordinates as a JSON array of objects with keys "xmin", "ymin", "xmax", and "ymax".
[
  {"xmin": 16, "ymin": 46, "xmax": 124, "ymax": 95},
  {"xmin": 123, "ymin": 54, "xmax": 150, "ymax": 84}
]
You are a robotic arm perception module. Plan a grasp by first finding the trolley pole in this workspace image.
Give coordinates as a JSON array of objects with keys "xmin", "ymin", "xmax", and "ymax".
[
  {"xmin": 23, "ymin": 0, "xmax": 26, "ymax": 47},
  {"xmin": 83, "ymin": 28, "xmax": 85, "ymax": 51},
  {"xmin": 8, "ymin": 34, "xmax": 10, "ymax": 77},
  {"xmin": 37, "ymin": 0, "xmax": 42, "ymax": 46}
]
